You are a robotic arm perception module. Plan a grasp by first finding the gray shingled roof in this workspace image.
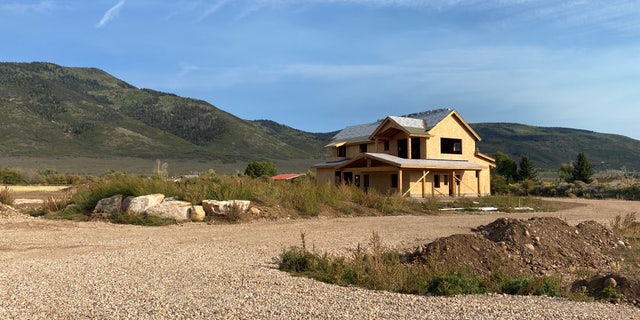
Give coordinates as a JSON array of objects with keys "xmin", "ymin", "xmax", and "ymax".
[{"xmin": 330, "ymin": 108, "xmax": 453, "ymax": 142}]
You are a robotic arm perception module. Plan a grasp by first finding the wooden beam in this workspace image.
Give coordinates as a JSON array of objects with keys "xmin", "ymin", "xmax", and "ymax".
[
  {"xmin": 398, "ymin": 169, "xmax": 403, "ymax": 195},
  {"xmin": 407, "ymin": 135, "xmax": 412, "ymax": 159},
  {"xmin": 422, "ymin": 170, "xmax": 427, "ymax": 198},
  {"xmin": 344, "ymin": 166, "xmax": 398, "ymax": 173},
  {"xmin": 403, "ymin": 170, "xmax": 430, "ymax": 197}
]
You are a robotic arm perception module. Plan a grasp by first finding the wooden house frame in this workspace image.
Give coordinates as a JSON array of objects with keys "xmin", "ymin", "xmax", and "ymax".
[{"xmin": 314, "ymin": 108, "xmax": 495, "ymax": 197}]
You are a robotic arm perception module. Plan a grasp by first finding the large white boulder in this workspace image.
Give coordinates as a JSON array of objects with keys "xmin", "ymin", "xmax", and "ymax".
[
  {"xmin": 189, "ymin": 205, "xmax": 206, "ymax": 221},
  {"xmin": 201, "ymin": 200, "xmax": 251, "ymax": 216},
  {"xmin": 145, "ymin": 200, "xmax": 192, "ymax": 221},
  {"xmin": 126, "ymin": 194, "xmax": 165, "ymax": 214}
]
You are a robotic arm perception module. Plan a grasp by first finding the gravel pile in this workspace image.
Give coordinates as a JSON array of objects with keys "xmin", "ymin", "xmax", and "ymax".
[{"xmin": 1, "ymin": 209, "xmax": 639, "ymax": 319}]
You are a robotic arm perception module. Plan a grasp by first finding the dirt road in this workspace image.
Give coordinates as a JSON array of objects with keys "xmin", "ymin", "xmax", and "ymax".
[{"xmin": 1, "ymin": 198, "xmax": 639, "ymax": 319}]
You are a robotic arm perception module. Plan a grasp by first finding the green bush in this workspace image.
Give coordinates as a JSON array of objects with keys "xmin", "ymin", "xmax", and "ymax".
[
  {"xmin": 279, "ymin": 247, "xmax": 314, "ymax": 273},
  {"xmin": 110, "ymin": 212, "xmax": 175, "ymax": 226},
  {"xmin": 501, "ymin": 276, "xmax": 560, "ymax": 297},
  {"xmin": 427, "ymin": 269, "xmax": 489, "ymax": 296}
]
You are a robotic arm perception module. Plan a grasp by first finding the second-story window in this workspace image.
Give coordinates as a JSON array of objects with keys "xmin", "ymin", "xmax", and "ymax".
[
  {"xmin": 359, "ymin": 143, "xmax": 367, "ymax": 153},
  {"xmin": 338, "ymin": 145, "xmax": 346, "ymax": 157},
  {"xmin": 441, "ymin": 138, "xmax": 462, "ymax": 154},
  {"xmin": 383, "ymin": 140, "xmax": 389, "ymax": 151}
]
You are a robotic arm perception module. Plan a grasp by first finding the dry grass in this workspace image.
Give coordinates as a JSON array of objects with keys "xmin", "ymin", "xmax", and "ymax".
[{"xmin": 5, "ymin": 185, "xmax": 70, "ymax": 194}]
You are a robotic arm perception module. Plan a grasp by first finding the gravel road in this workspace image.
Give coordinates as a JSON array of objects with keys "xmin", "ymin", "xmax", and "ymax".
[{"xmin": 1, "ymin": 198, "xmax": 639, "ymax": 319}]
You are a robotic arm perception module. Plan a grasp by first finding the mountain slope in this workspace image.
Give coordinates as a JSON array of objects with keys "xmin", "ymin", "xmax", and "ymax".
[
  {"xmin": 0, "ymin": 62, "xmax": 327, "ymax": 161},
  {"xmin": 473, "ymin": 123, "xmax": 640, "ymax": 171},
  {"xmin": 2, "ymin": 62, "xmax": 639, "ymax": 174}
]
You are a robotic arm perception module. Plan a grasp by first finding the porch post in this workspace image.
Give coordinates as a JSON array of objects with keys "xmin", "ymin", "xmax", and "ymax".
[
  {"xmin": 477, "ymin": 170, "xmax": 482, "ymax": 196},
  {"xmin": 407, "ymin": 135, "xmax": 412, "ymax": 159},
  {"xmin": 422, "ymin": 170, "xmax": 426, "ymax": 198},
  {"xmin": 450, "ymin": 170, "xmax": 456, "ymax": 197},
  {"xmin": 398, "ymin": 169, "xmax": 403, "ymax": 195}
]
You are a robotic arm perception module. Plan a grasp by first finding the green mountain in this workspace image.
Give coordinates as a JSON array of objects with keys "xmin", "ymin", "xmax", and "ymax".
[
  {"xmin": 1, "ymin": 62, "xmax": 638, "ymax": 175},
  {"xmin": 0, "ymin": 62, "xmax": 328, "ymax": 163},
  {"xmin": 473, "ymin": 123, "xmax": 640, "ymax": 172}
]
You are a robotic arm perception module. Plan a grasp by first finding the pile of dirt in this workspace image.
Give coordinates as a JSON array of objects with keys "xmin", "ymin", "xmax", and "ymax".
[
  {"xmin": 407, "ymin": 216, "xmax": 640, "ymax": 304},
  {"xmin": 409, "ymin": 217, "xmax": 625, "ymax": 277},
  {"xmin": 0, "ymin": 203, "xmax": 33, "ymax": 222}
]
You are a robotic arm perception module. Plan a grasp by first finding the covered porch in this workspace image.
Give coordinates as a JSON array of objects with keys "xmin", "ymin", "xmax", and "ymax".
[{"xmin": 331, "ymin": 153, "xmax": 487, "ymax": 197}]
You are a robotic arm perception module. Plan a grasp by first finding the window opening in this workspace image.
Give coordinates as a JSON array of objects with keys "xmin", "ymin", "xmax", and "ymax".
[{"xmin": 441, "ymin": 138, "xmax": 462, "ymax": 154}]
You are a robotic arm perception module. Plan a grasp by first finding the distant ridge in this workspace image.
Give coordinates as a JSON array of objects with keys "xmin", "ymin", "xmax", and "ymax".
[
  {"xmin": 1, "ymin": 62, "xmax": 638, "ymax": 173},
  {"xmin": 0, "ymin": 62, "xmax": 328, "ymax": 163}
]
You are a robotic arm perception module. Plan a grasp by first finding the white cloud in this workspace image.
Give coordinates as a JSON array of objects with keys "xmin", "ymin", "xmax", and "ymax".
[
  {"xmin": 96, "ymin": 0, "xmax": 126, "ymax": 28},
  {"xmin": 0, "ymin": 0, "xmax": 54, "ymax": 13},
  {"xmin": 178, "ymin": 63, "xmax": 199, "ymax": 77}
]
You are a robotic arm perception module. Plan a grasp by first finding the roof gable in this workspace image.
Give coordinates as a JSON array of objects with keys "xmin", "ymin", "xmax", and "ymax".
[
  {"xmin": 428, "ymin": 110, "xmax": 481, "ymax": 141},
  {"xmin": 330, "ymin": 108, "xmax": 454, "ymax": 144}
]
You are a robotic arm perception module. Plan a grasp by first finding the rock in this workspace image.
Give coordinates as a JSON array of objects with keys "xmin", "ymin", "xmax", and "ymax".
[
  {"xmin": 126, "ymin": 194, "xmax": 165, "ymax": 214},
  {"xmin": 189, "ymin": 205, "xmax": 206, "ymax": 221},
  {"xmin": 201, "ymin": 200, "xmax": 219, "ymax": 215},
  {"xmin": 94, "ymin": 194, "xmax": 123, "ymax": 214},
  {"xmin": 145, "ymin": 201, "xmax": 192, "ymax": 221},
  {"xmin": 201, "ymin": 200, "xmax": 251, "ymax": 215},
  {"xmin": 603, "ymin": 277, "xmax": 618, "ymax": 288},
  {"xmin": 524, "ymin": 243, "xmax": 535, "ymax": 251},
  {"xmin": 230, "ymin": 200, "xmax": 251, "ymax": 213},
  {"xmin": 121, "ymin": 196, "xmax": 135, "ymax": 212},
  {"xmin": 248, "ymin": 207, "xmax": 261, "ymax": 215}
]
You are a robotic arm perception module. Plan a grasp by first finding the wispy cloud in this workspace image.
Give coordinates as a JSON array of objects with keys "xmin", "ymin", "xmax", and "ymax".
[
  {"xmin": 96, "ymin": 0, "xmax": 126, "ymax": 28},
  {"xmin": 0, "ymin": 0, "xmax": 54, "ymax": 13},
  {"xmin": 198, "ymin": 0, "xmax": 230, "ymax": 21},
  {"xmin": 178, "ymin": 63, "xmax": 199, "ymax": 77}
]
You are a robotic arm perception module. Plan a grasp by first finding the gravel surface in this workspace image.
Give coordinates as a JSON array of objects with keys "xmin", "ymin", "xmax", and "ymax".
[{"xmin": 1, "ymin": 198, "xmax": 639, "ymax": 319}]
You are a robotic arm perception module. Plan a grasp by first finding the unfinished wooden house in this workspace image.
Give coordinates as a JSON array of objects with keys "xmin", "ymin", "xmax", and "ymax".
[{"xmin": 313, "ymin": 108, "xmax": 495, "ymax": 197}]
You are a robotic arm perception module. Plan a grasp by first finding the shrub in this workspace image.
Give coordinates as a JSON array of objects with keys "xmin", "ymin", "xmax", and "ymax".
[
  {"xmin": 279, "ymin": 247, "xmax": 314, "ymax": 273},
  {"xmin": 427, "ymin": 269, "xmax": 489, "ymax": 296},
  {"xmin": 244, "ymin": 161, "xmax": 277, "ymax": 178},
  {"xmin": 0, "ymin": 186, "xmax": 14, "ymax": 206},
  {"xmin": 110, "ymin": 212, "xmax": 175, "ymax": 226},
  {"xmin": 501, "ymin": 276, "xmax": 561, "ymax": 297}
]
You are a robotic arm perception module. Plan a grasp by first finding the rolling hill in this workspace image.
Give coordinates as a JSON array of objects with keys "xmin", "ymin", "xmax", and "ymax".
[
  {"xmin": 1, "ymin": 62, "xmax": 639, "ymax": 175},
  {"xmin": 473, "ymin": 123, "xmax": 640, "ymax": 172},
  {"xmin": 0, "ymin": 62, "xmax": 330, "ymax": 164}
]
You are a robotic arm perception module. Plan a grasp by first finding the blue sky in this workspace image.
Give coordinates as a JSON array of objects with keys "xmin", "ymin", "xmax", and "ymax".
[{"xmin": 1, "ymin": 1, "xmax": 639, "ymax": 139}]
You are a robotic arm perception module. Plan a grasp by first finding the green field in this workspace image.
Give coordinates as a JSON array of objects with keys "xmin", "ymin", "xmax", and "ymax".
[{"xmin": 0, "ymin": 156, "xmax": 320, "ymax": 176}]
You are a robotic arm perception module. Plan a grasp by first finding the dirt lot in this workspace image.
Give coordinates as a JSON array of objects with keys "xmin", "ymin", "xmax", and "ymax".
[{"xmin": 1, "ymin": 197, "xmax": 639, "ymax": 319}]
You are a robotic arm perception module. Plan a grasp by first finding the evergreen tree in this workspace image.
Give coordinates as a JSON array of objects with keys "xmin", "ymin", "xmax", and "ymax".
[
  {"xmin": 571, "ymin": 152, "xmax": 594, "ymax": 183},
  {"xmin": 493, "ymin": 152, "xmax": 518, "ymax": 183},
  {"xmin": 518, "ymin": 155, "xmax": 537, "ymax": 181}
]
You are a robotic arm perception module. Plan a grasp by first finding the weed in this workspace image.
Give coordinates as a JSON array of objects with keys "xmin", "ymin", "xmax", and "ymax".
[
  {"xmin": 0, "ymin": 186, "xmax": 14, "ymax": 206},
  {"xmin": 110, "ymin": 211, "xmax": 175, "ymax": 226}
]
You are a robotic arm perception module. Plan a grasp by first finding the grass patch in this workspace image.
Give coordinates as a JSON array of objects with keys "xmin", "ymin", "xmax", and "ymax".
[
  {"xmin": 278, "ymin": 233, "xmax": 562, "ymax": 298},
  {"xmin": 110, "ymin": 211, "xmax": 176, "ymax": 226},
  {"xmin": 0, "ymin": 186, "xmax": 15, "ymax": 206}
]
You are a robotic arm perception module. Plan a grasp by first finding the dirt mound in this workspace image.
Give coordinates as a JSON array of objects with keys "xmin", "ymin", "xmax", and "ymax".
[
  {"xmin": 408, "ymin": 234, "xmax": 528, "ymax": 277},
  {"xmin": 409, "ymin": 217, "xmax": 625, "ymax": 278},
  {"xmin": 572, "ymin": 273, "xmax": 640, "ymax": 305},
  {"xmin": 0, "ymin": 203, "xmax": 33, "ymax": 222},
  {"xmin": 474, "ymin": 217, "xmax": 620, "ymax": 274}
]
